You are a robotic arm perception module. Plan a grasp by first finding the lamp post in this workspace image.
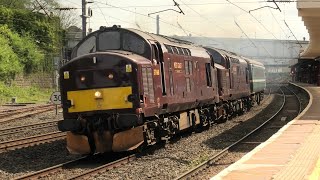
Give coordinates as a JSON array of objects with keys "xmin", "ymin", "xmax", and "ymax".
[{"xmin": 82, "ymin": 0, "xmax": 93, "ymax": 39}]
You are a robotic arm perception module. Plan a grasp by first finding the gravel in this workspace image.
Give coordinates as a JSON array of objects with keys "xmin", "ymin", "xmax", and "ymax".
[
  {"xmin": 196, "ymin": 84, "xmax": 309, "ymax": 179},
  {"xmin": 0, "ymin": 108, "xmax": 62, "ymax": 142},
  {"xmin": 0, "ymin": 84, "xmax": 307, "ymax": 180},
  {"xmin": 0, "ymin": 140, "xmax": 81, "ymax": 180},
  {"xmin": 89, "ymin": 94, "xmax": 276, "ymax": 180},
  {"xmin": 0, "ymin": 107, "xmax": 63, "ymax": 129}
]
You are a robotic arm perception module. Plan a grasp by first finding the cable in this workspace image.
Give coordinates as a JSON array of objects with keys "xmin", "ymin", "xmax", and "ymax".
[
  {"xmin": 94, "ymin": 3, "xmax": 109, "ymax": 26},
  {"xmin": 177, "ymin": 0, "xmax": 240, "ymax": 37},
  {"xmin": 234, "ymin": 19, "xmax": 258, "ymax": 48},
  {"xmin": 93, "ymin": 0, "xmax": 209, "ymax": 37},
  {"xmin": 226, "ymin": 0, "xmax": 279, "ymax": 40},
  {"xmin": 266, "ymin": 3, "xmax": 299, "ymax": 54},
  {"xmin": 284, "ymin": 20, "xmax": 303, "ymax": 48}
]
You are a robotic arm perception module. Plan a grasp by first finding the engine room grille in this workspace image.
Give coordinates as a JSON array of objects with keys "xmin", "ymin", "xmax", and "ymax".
[{"xmin": 142, "ymin": 67, "xmax": 155, "ymax": 103}]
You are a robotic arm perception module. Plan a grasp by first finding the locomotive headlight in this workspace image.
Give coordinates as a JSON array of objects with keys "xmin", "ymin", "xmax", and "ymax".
[
  {"xmin": 108, "ymin": 73, "xmax": 114, "ymax": 79},
  {"xmin": 94, "ymin": 91, "xmax": 103, "ymax": 99},
  {"xmin": 80, "ymin": 76, "xmax": 86, "ymax": 82}
]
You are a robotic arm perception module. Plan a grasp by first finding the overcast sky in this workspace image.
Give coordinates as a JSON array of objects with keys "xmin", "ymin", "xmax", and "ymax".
[{"xmin": 58, "ymin": 0, "xmax": 309, "ymax": 41}]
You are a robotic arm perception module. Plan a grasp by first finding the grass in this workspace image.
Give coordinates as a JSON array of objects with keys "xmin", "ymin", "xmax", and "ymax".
[
  {"xmin": 188, "ymin": 154, "xmax": 210, "ymax": 167},
  {"xmin": 0, "ymin": 82, "xmax": 53, "ymax": 104}
]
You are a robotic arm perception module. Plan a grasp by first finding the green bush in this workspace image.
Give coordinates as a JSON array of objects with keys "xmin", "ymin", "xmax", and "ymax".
[
  {"xmin": 0, "ymin": 34, "xmax": 23, "ymax": 82},
  {"xmin": 0, "ymin": 82, "xmax": 52, "ymax": 104},
  {"xmin": 0, "ymin": 25, "xmax": 44, "ymax": 74}
]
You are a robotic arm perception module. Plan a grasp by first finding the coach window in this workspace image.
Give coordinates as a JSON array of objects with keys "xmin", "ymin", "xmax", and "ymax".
[{"xmin": 205, "ymin": 63, "xmax": 212, "ymax": 87}]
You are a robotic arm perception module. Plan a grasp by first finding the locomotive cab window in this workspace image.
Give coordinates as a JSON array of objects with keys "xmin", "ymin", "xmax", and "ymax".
[
  {"xmin": 98, "ymin": 31, "xmax": 120, "ymax": 50},
  {"xmin": 122, "ymin": 33, "xmax": 146, "ymax": 55},
  {"xmin": 77, "ymin": 36, "xmax": 96, "ymax": 57},
  {"xmin": 74, "ymin": 30, "xmax": 151, "ymax": 59}
]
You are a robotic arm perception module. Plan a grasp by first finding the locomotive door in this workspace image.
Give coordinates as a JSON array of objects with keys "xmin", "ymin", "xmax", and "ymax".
[{"xmin": 149, "ymin": 40, "xmax": 167, "ymax": 109}]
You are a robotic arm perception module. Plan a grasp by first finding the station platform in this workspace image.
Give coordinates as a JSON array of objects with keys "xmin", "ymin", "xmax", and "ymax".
[{"xmin": 213, "ymin": 83, "xmax": 320, "ymax": 180}]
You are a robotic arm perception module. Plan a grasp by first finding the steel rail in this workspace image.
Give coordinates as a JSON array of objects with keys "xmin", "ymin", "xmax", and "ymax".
[
  {"xmin": 0, "ymin": 104, "xmax": 52, "ymax": 116},
  {"xmin": 14, "ymin": 154, "xmax": 136, "ymax": 180},
  {"xmin": 67, "ymin": 154, "xmax": 137, "ymax": 180},
  {"xmin": 284, "ymin": 85, "xmax": 302, "ymax": 114},
  {"xmin": 0, "ymin": 105, "xmax": 55, "ymax": 124},
  {"xmin": 0, "ymin": 131, "xmax": 65, "ymax": 153},
  {"xmin": 13, "ymin": 155, "xmax": 91, "ymax": 180},
  {"xmin": 0, "ymin": 120, "xmax": 60, "ymax": 137},
  {"xmin": 175, "ymin": 87, "xmax": 286, "ymax": 180}
]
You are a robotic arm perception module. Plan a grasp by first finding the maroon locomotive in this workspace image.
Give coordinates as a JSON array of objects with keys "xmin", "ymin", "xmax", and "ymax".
[{"xmin": 58, "ymin": 25, "xmax": 266, "ymax": 154}]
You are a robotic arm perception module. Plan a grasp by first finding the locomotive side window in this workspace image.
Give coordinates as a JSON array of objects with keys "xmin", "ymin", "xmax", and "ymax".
[
  {"xmin": 98, "ymin": 31, "xmax": 120, "ymax": 50},
  {"xmin": 205, "ymin": 63, "xmax": 212, "ymax": 87}
]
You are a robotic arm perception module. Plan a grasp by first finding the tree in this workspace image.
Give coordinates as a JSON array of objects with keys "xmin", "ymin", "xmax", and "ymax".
[
  {"xmin": 29, "ymin": 0, "xmax": 79, "ymax": 29},
  {"xmin": 0, "ymin": 0, "xmax": 31, "ymax": 9}
]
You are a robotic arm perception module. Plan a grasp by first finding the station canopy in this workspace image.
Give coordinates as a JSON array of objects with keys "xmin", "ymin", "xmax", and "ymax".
[{"xmin": 297, "ymin": 0, "xmax": 320, "ymax": 59}]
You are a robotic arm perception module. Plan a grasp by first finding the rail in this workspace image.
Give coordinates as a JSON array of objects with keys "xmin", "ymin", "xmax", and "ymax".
[{"xmin": 175, "ymin": 86, "xmax": 287, "ymax": 179}]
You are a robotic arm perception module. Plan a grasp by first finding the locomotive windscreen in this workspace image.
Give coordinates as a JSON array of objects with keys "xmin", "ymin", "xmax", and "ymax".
[
  {"xmin": 204, "ymin": 47, "xmax": 225, "ymax": 66},
  {"xmin": 73, "ymin": 29, "xmax": 150, "ymax": 59}
]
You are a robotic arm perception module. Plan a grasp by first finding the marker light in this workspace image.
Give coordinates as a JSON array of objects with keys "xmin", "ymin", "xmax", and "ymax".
[
  {"xmin": 80, "ymin": 76, "xmax": 86, "ymax": 82},
  {"xmin": 94, "ymin": 91, "xmax": 102, "ymax": 99}
]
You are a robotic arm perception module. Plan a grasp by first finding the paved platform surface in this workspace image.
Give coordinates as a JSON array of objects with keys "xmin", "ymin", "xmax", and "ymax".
[{"xmin": 212, "ymin": 83, "xmax": 320, "ymax": 180}]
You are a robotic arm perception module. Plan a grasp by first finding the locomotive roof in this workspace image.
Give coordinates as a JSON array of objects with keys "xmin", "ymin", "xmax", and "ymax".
[
  {"xmin": 205, "ymin": 46, "xmax": 247, "ymax": 64},
  {"xmin": 242, "ymin": 57, "xmax": 264, "ymax": 68},
  {"xmin": 127, "ymin": 28, "xmax": 209, "ymax": 58}
]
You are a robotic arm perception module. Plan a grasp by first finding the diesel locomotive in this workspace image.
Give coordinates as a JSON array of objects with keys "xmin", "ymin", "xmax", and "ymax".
[{"xmin": 58, "ymin": 25, "xmax": 266, "ymax": 154}]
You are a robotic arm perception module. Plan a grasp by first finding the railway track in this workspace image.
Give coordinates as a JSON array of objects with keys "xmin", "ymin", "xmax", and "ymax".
[
  {"xmin": 0, "ymin": 131, "xmax": 65, "ymax": 153},
  {"xmin": 14, "ymin": 154, "xmax": 136, "ymax": 180},
  {"xmin": 0, "ymin": 104, "xmax": 56, "ymax": 124},
  {"xmin": 175, "ymin": 85, "xmax": 300, "ymax": 179},
  {"xmin": 0, "ymin": 120, "xmax": 59, "ymax": 137}
]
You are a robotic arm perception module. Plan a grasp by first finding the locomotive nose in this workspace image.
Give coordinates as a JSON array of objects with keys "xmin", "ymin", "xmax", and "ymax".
[{"xmin": 60, "ymin": 55, "xmax": 138, "ymax": 113}]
